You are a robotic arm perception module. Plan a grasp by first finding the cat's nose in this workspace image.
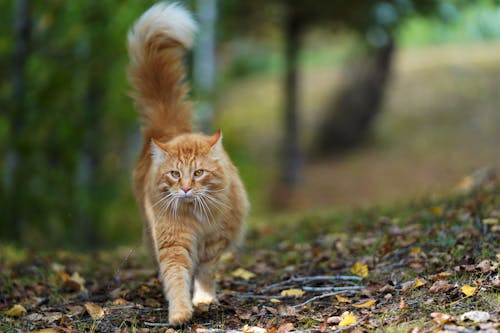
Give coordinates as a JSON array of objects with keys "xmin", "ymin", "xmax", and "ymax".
[{"xmin": 181, "ymin": 186, "xmax": 192, "ymax": 194}]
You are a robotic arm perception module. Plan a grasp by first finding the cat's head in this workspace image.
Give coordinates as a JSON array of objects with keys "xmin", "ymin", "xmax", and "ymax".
[{"xmin": 149, "ymin": 130, "xmax": 228, "ymax": 218}]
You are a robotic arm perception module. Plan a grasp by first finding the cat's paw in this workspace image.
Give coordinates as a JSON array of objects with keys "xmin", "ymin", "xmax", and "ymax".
[
  {"xmin": 192, "ymin": 291, "xmax": 217, "ymax": 311},
  {"xmin": 168, "ymin": 306, "xmax": 193, "ymax": 326}
]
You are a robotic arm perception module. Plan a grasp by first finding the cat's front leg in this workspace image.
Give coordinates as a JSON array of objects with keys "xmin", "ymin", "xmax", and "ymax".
[{"xmin": 157, "ymin": 239, "xmax": 195, "ymax": 326}]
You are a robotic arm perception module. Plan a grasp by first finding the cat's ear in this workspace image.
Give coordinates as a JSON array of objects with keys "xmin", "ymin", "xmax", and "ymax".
[
  {"xmin": 151, "ymin": 138, "xmax": 169, "ymax": 165},
  {"xmin": 209, "ymin": 129, "xmax": 223, "ymax": 155}
]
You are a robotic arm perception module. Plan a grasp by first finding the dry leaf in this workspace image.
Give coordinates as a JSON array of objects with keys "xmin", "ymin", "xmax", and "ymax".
[
  {"xmin": 242, "ymin": 325, "xmax": 267, "ymax": 333},
  {"xmin": 280, "ymin": 288, "xmax": 304, "ymax": 297},
  {"xmin": 429, "ymin": 280, "xmax": 453, "ymax": 294},
  {"xmin": 350, "ymin": 262, "xmax": 368, "ymax": 278},
  {"xmin": 335, "ymin": 295, "xmax": 351, "ymax": 303},
  {"xmin": 459, "ymin": 310, "xmax": 490, "ymax": 323},
  {"xmin": 270, "ymin": 298, "xmax": 281, "ymax": 303},
  {"xmin": 31, "ymin": 329, "xmax": 60, "ymax": 333},
  {"xmin": 338, "ymin": 311, "xmax": 357, "ymax": 327},
  {"xmin": 476, "ymin": 260, "xmax": 493, "ymax": 273},
  {"xmin": 461, "ymin": 285, "xmax": 477, "ymax": 297},
  {"xmin": 277, "ymin": 322, "xmax": 294, "ymax": 333},
  {"xmin": 231, "ymin": 268, "xmax": 256, "ymax": 281},
  {"xmin": 399, "ymin": 298, "xmax": 408, "ymax": 309},
  {"xmin": 412, "ymin": 277, "xmax": 427, "ymax": 288},
  {"xmin": 353, "ymin": 299, "xmax": 376, "ymax": 308},
  {"xmin": 84, "ymin": 302, "xmax": 105, "ymax": 321},
  {"xmin": 4, "ymin": 304, "xmax": 27, "ymax": 317},
  {"xmin": 430, "ymin": 272, "xmax": 453, "ymax": 281},
  {"xmin": 431, "ymin": 312, "xmax": 452, "ymax": 324}
]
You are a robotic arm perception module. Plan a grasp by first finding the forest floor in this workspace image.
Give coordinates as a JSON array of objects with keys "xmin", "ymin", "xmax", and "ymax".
[{"xmin": 1, "ymin": 175, "xmax": 499, "ymax": 332}]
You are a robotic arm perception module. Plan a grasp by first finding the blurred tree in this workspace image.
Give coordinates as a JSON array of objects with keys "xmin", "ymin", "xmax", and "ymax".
[
  {"xmin": 0, "ymin": 1, "xmax": 155, "ymax": 248},
  {"xmin": 220, "ymin": 0, "xmax": 441, "ymax": 205}
]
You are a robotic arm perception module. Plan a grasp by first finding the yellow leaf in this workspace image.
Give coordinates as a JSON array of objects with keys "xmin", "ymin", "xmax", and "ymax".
[
  {"xmin": 338, "ymin": 312, "xmax": 357, "ymax": 327},
  {"xmin": 31, "ymin": 329, "xmax": 60, "ymax": 333},
  {"xmin": 413, "ymin": 277, "xmax": 427, "ymax": 288},
  {"xmin": 353, "ymin": 299, "xmax": 376, "ymax": 308},
  {"xmin": 461, "ymin": 285, "xmax": 477, "ymax": 297},
  {"xmin": 410, "ymin": 247, "xmax": 421, "ymax": 256},
  {"xmin": 335, "ymin": 295, "xmax": 351, "ymax": 303},
  {"xmin": 84, "ymin": 302, "xmax": 105, "ymax": 321},
  {"xmin": 482, "ymin": 218, "xmax": 498, "ymax": 225},
  {"xmin": 270, "ymin": 298, "xmax": 281, "ymax": 303},
  {"xmin": 4, "ymin": 304, "xmax": 26, "ymax": 317},
  {"xmin": 231, "ymin": 268, "xmax": 256, "ymax": 281},
  {"xmin": 430, "ymin": 206, "xmax": 443, "ymax": 216},
  {"xmin": 350, "ymin": 262, "xmax": 369, "ymax": 278},
  {"xmin": 280, "ymin": 288, "xmax": 305, "ymax": 297}
]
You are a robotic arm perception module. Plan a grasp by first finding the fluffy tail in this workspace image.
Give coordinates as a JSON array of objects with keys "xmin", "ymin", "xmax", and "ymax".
[{"xmin": 127, "ymin": 2, "xmax": 197, "ymax": 141}]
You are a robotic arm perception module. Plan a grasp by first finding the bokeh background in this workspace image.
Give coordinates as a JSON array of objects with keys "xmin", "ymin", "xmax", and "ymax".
[{"xmin": 1, "ymin": 0, "xmax": 499, "ymax": 249}]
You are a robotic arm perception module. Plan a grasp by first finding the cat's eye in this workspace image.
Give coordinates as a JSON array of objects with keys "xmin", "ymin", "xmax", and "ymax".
[
  {"xmin": 170, "ymin": 170, "xmax": 181, "ymax": 178},
  {"xmin": 193, "ymin": 169, "xmax": 204, "ymax": 177}
]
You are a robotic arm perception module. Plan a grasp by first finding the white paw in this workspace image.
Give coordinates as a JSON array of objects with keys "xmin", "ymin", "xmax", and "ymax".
[{"xmin": 192, "ymin": 290, "xmax": 217, "ymax": 310}]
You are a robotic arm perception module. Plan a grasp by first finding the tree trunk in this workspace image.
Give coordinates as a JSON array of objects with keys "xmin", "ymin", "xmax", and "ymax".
[
  {"xmin": 6, "ymin": 0, "xmax": 31, "ymax": 242},
  {"xmin": 282, "ymin": 14, "xmax": 302, "ymax": 187},
  {"xmin": 315, "ymin": 39, "xmax": 395, "ymax": 155},
  {"xmin": 194, "ymin": 0, "xmax": 217, "ymax": 133}
]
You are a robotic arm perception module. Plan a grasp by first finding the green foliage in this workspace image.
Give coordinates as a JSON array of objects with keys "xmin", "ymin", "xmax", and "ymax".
[{"xmin": 0, "ymin": 0, "xmax": 159, "ymax": 248}]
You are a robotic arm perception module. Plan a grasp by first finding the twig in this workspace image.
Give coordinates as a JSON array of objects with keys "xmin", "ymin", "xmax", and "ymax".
[
  {"xmin": 262, "ymin": 275, "xmax": 362, "ymax": 292},
  {"xmin": 302, "ymin": 286, "xmax": 364, "ymax": 292},
  {"xmin": 294, "ymin": 290, "xmax": 355, "ymax": 308},
  {"xmin": 143, "ymin": 321, "xmax": 170, "ymax": 327},
  {"xmin": 442, "ymin": 326, "xmax": 477, "ymax": 333},
  {"xmin": 230, "ymin": 292, "xmax": 285, "ymax": 299}
]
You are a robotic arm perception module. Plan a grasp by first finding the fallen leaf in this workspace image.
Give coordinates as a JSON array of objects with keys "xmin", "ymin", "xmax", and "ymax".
[
  {"xmin": 242, "ymin": 325, "xmax": 267, "ymax": 333},
  {"xmin": 31, "ymin": 329, "xmax": 60, "ymax": 333},
  {"xmin": 459, "ymin": 310, "xmax": 490, "ymax": 323},
  {"xmin": 461, "ymin": 285, "xmax": 477, "ymax": 297},
  {"xmin": 431, "ymin": 312, "xmax": 452, "ymax": 324},
  {"xmin": 280, "ymin": 288, "xmax": 304, "ymax": 297},
  {"xmin": 410, "ymin": 247, "xmax": 421, "ymax": 256},
  {"xmin": 430, "ymin": 272, "xmax": 453, "ymax": 281},
  {"xmin": 350, "ymin": 262, "xmax": 368, "ymax": 278},
  {"xmin": 430, "ymin": 206, "xmax": 444, "ymax": 216},
  {"xmin": 476, "ymin": 260, "xmax": 492, "ymax": 273},
  {"xmin": 413, "ymin": 277, "xmax": 427, "ymax": 288},
  {"xmin": 338, "ymin": 311, "xmax": 357, "ymax": 327},
  {"xmin": 352, "ymin": 299, "xmax": 376, "ymax": 308},
  {"xmin": 4, "ymin": 304, "xmax": 27, "ymax": 317},
  {"xmin": 482, "ymin": 218, "xmax": 498, "ymax": 225},
  {"xmin": 335, "ymin": 295, "xmax": 351, "ymax": 303},
  {"xmin": 399, "ymin": 298, "xmax": 408, "ymax": 309},
  {"xmin": 231, "ymin": 268, "xmax": 256, "ymax": 281},
  {"xmin": 84, "ymin": 302, "xmax": 105, "ymax": 321},
  {"xmin": 277, "ymin": 322, "xmax": 294, "ymax": 333},
  {"xmin": 270, "ymin": 298, "xmax": 281, "ymax": 303},
  {"xmin": 429, "ymin": 280, "xmax": 453, "ymax": 294}
]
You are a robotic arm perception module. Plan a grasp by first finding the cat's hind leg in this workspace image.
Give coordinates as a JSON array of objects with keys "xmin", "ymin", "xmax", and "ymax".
[{"xmin": 192, "ymin": 238, "xmax": 228, "ymax": 310}]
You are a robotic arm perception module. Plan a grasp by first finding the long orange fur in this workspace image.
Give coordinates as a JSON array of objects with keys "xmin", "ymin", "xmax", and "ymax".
[{"xmin": 127, "ymin": 2, "xmax": 249, "ymax": 326}]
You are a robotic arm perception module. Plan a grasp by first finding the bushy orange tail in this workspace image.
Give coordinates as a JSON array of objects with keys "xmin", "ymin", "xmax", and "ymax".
[{"xmin": 127, "ymin": 2, "xmax": 197, "ymax": 141}]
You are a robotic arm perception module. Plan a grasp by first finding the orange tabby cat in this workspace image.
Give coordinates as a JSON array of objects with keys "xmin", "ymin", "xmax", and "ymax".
[{"xmin": 127, "ymin": 2, "xmax": 249, "ymax": 326}]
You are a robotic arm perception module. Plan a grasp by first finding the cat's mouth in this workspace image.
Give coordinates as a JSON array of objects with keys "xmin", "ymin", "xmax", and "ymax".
[{"xmin": 179, "ymin": 194, "xmax": 194, "ymax": 203}]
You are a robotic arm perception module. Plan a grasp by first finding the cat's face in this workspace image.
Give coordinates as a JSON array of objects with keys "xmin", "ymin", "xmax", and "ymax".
[{"xmin": 150, "ymin": 131, "xmax": 227, "ymax": 219}]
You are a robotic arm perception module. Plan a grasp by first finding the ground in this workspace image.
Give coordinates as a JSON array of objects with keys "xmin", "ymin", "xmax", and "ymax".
[{"xmin": 1, "ymin": 175, "xmax": 498, "ymax": 332}]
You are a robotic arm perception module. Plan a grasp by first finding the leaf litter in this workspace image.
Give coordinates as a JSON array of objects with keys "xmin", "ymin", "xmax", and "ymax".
[{"xmin": 0, "ymin": 179, "xmax": 499, "ymax": 332}]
